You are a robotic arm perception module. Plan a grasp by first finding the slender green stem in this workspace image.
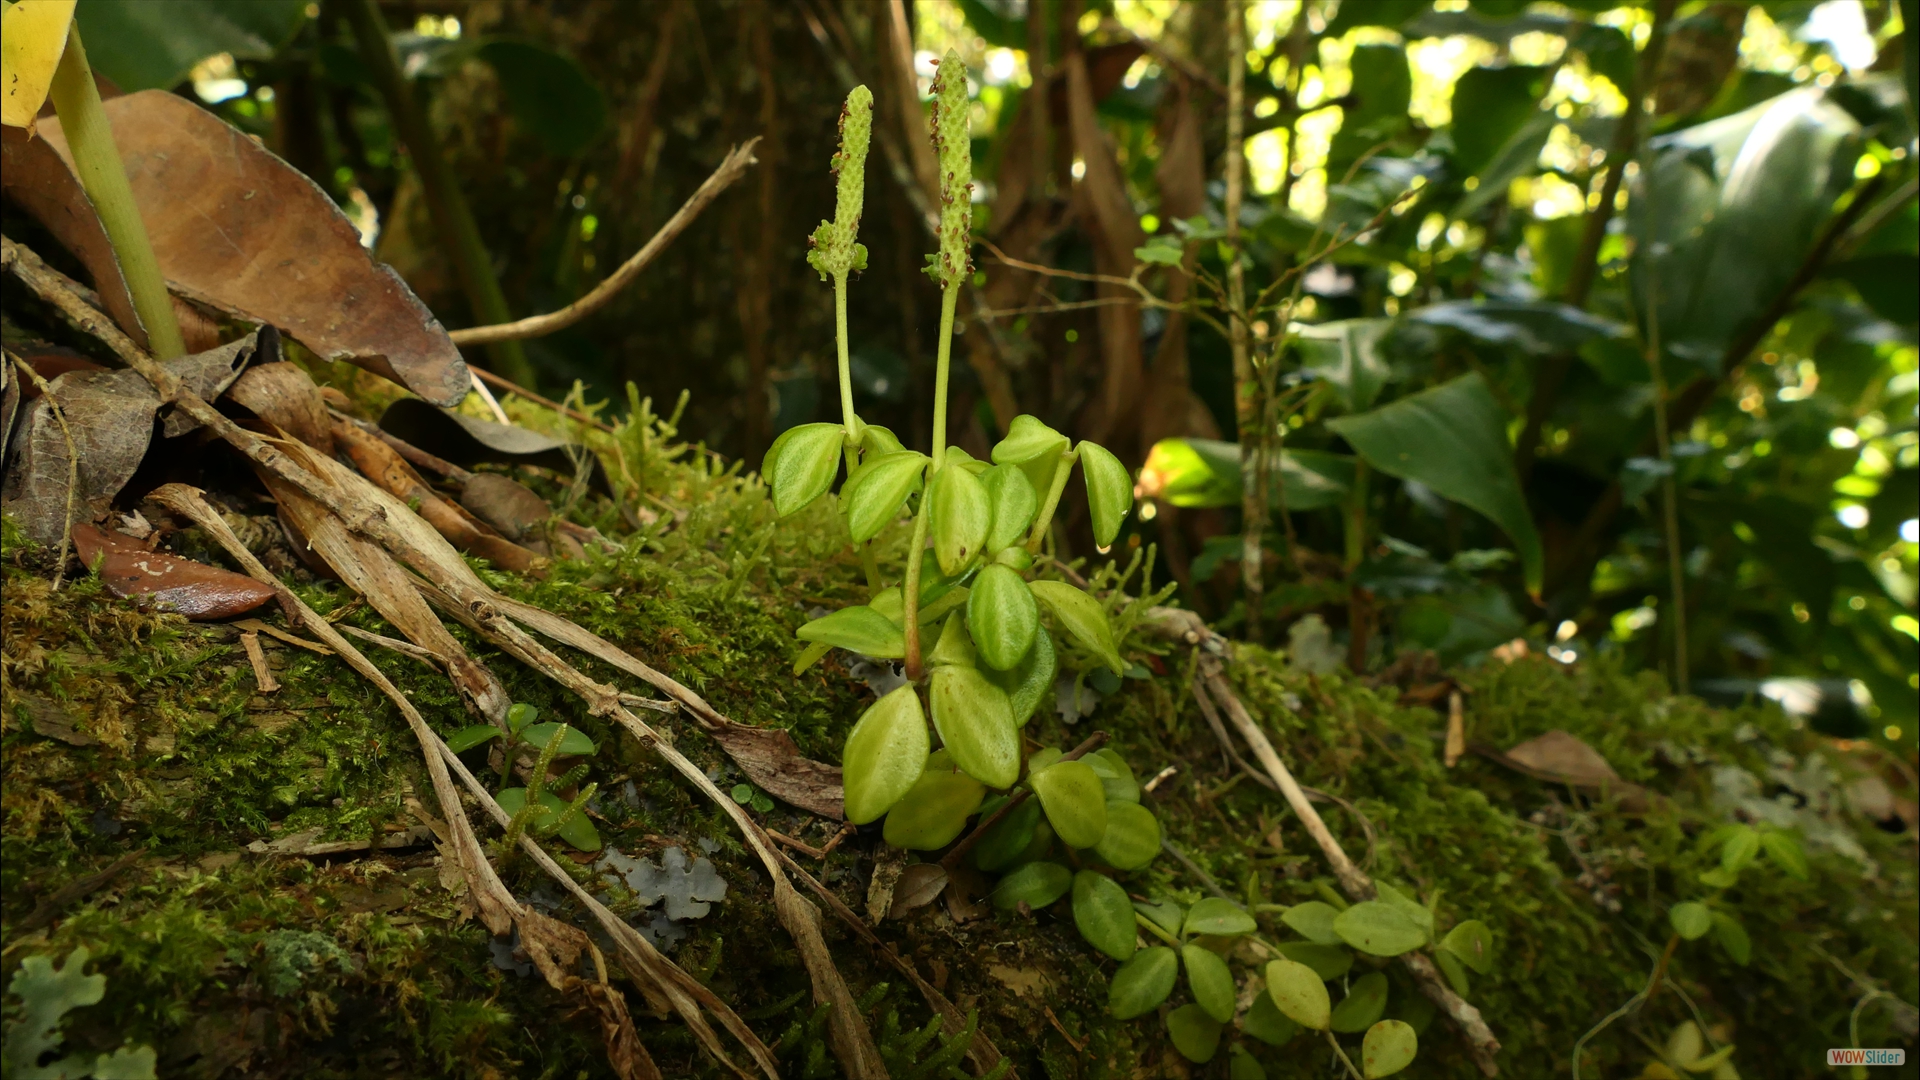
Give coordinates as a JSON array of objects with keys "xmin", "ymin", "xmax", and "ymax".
[
  {"xmin": 1134, "ymin": 912, "xmax": 1181, "ymax": 948},
  {"xmin": 931, "ymin": 286, "xmax": 959, "ymax": 471},
  {"xmin": 1325, "ymin": 1030, "xmax": 1364, "ymax": 1080},
  {"xmin": 902, "ymin": 499, "xmax": 932, "ymax": 680},
  {"xmin": 1025, "ymin": 450, "xmax": 1078, "ymax": 554},
  {"xmin": 49, "ymin": 25, "xmax": 185, "ymax": 360},
  {"xmin": 833, "ymin": 272, "xmax": 881, "ymax": 590}
]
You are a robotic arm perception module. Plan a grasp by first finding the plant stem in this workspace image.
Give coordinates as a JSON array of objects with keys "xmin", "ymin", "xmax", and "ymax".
[
  {"xmin": 902, "ymin": 501, "xmax": 932, "ymax": 680},
  {"xmin": 1345, "ymin": 460, "xmax": 1371, "ymax": 671},
  {"xmin": 49, "ymin": 24, "xmax": 185, "ymax": 360},
  {"xmin": 1025, "ymin": 450, "xmax": 1078, "ymax": 554},
  {"xmin": 1225, "ymin": 0, "xmax": 1262, "ymax": 643},
  {"xmin": 930, "ymin": 286, "xmax": 959, "ymax": 471},
  {"xmin": 1326, "ymin": 1029, "xmax": 1364, "ymax": 1080},
  {"xmin": 343, "ymin": 0, "xmax": 536, "ymax": 389},
  {"xmin": 834, "ymin": 272, "xmax": 882, "ymax": 589}
]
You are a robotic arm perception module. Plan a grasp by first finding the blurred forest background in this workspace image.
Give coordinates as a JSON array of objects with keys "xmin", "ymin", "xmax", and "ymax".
[{"xmin": 44, "ymin": 0, "xmax": 1919, "ymax": 748}]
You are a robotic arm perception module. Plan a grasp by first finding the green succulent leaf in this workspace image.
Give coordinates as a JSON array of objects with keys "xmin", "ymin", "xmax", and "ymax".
[
  {"xmin": 1076, "ymin": 440, "xmax": 1134, "ymax": 547},
  {"xmin": 1331, "ymin": 972, "xmax": 1390, "ymax": 1033},
  {"xmin": 520, "ymin": 723, "xmax": 596, "ymax": 757},
  {"xmin": 444, "ymin": 725, "xmax": 503, "ymax": 753},
  {"xmin": 870, "ymin": 582, "xmax": 969, "ymax": 627},
  {"xmin": 983, "ymin": 625, "xmax": 1055, "ymax": 726},
  {"xmin": 1166, "ymin": 1003, "xmax": 1224, "ymax": 1064},
  {"xmin": 1439, "ymin": 920, "xmax": 1494, "ymax": 975},
  {"xmin": 1109, "ymin": 946, "xmax": 1179, "ymax": 1019},
  {"xmin": 1072, "ymin": 871, "xmax": 1138, "ymax": 961},
  {"xmin": 1434, "ymin": 947, "xmax": 1471, "ymax": 998},
  {"xmin": 1084, "ymin": 748, "xmax": 1139, "ymax": 803},
  {"xmin": 1093, "ymin": 800, "xmax": 1161, "ymax": 870},
  {"xmin": 763, "ymin": 422, "xmax": 844, "ymax": 518},
  {"xmin": 1333, "ymin": 901, "xmax": 1428, "ymax": 956},
  {"xmin": 991, "ymin": 860, "xmax": 1072, "ymax": 910},
  {"xmin": 929, "ymin": 462, "xmax": 993, "ymax": 576},
  {"xmin": 1028, "ymin": 580, "xmax": 1125, "ymax": 674},
  {"xmin": 1182, "ymin": 944, "xmax": 1237, "ymax": 1023},
  {"xmin": 506, "ymin": 702, "xmax": 539, "ymax": 733},
  {"xmin": 1276, "ymin": 942, "xmax": 1355, "ymax": 980},
  {"xmin": 796, "ymin": 605, "xmax": 907, "ymax": 659},
  {"xmin": 1134, "ymin": 899, "xmax": 1186, "ymax": 938},
  {"xmin": 496, "ymin": 787, "xmax": 601, "ymax": 851},
  {"xmin": 1265, "ymin": 958, "xmax": 1332, "ymax": 1031},
  {"xmin": 881, "ymin": 763, "xmax": 985, "ymax": 850},
  {"xmin": 841, "ymin": 685, "xmax": 931, "ymax": 824},
  {"xmin": 1228, "ymin": 1044, "xmax": 1268, "ymax": 1080},
  {"xmin": 967, "ymin": 565, "xmax": 1039, "ymax": 671},
  {"xmin": 1758, "ymin": 829, "xmax": 1809, "ymax": 880},
  {"xmin": 992, "ymin": 414, "xmax": 1071, "ymax": 495},
  {"xmin": 981, "ymin": 464, "xmax": 1039, "ymax": 553},
  {"xmin": 1361, "ymin": 1019, "xmax": 1420, "ymax": 1079},
  {"xmin": 843, "ymin": 451, "xmax": 928, "ymax": 542},
  {"xmin": 926, "ymin": 611, "xmax": 978, "ymax": 668},
  {"xmin": 1184, "ymin": 896, "xmax": 1257, "ymax": 938},
  {"xmin": 972, "ymin": 797, "xmax": 1043, "ymax": 872},
  {"xmin": 1669, "ymin": 901, "xmax": 1713, "ymax": 941},
  {"xmin": 1281, "ymin": 901, "xmax": 1345, "ymax": 946},
  {"xmin": 1244, "ymin": 990, "xmax": 1301, "ymax": 1046},
  {"xmin": 928, "ymin": 665, "xmax": 1020, "ymax": 789},
  {"xmin": 791, "ymin": 639, "xmax": 834, "ymax": 675},
  {"xmin": 1029, "ymin": 759, "xmax": 1109, "ymax": 849},
  {"xmin": 861, "ymin": 424, "xmax": 907, "ymax": 456},
  {"xmin": 1710, "ymin": 912, "xmax": 1752, "ymax": 966},
  {"xmin": 1373, "ymin": 882, "xmax": 1434, "ymax": 939}
]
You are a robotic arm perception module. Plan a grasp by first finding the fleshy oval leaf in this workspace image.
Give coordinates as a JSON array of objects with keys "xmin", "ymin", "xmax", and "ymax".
[
  {"xmin": 1166, "ymin": 1003, "xmax": 1224, "ymax": 1064},
  {"xmin": 521, "ymin": 723, "xmax": 596, "ymax": 756},
  {"xmin": 1281, "ymin": 901, "xmax": 1345, "ymax": 946},
  {"xmin": 844, "ymin": 451, "xmax": 928, "ymax": 542},
  {"xmin": 990, "ymin": 860, "xmax": 1072, "ymax": 910},
  {"xmin": 445, "ymin": 725, "xmax": 503, "ymax": 753},
  {"xmin": 1244, "ymin": 990, "xmax": 1301, "ymax": 1046},
  {"xmin": 1439, "ymin": 920, "xmax": 1494, "ymax": 975},
  {"xmin": 929, "ymin": 665, "xmax": 1019, "ymax": 789},
  {"xmin": 1072, "ymin": 870, "xmax": 1137, "ymax": 961},
  {"xmin": 1333, "ymin": 901, "xmax": 1428, "ymax": 956},
  {"xmin": 971, "ymin": 796, "xmax": 1042, "ymax": 872},
  {"xmin": 1331, "ymin": 971, "xmax": 1390, "ymax": 1033},
  {"xmin": 1093, "ymin": 800, "xmax": 1161, "ymax": 870},
  {"xmin": 926, "ymin": 611, "xmax": 978, "ymax": 668},
  {"xmin": 1030, "ymin": 759, "xmax": 1109, "ymax": 848},
  {"xmin": 980, "ymin": 463, "xmax": 1039, "ymax": 552},
  {"xmin": 1669, "ymin": 901, "xmax": 1712, "ymax": 941},
  {"xmin": 928, "ymin": 462, "xmax": 992, "ymax": 575},
  {"xmin": 860, "ymin": 424, "xmax": 906, "ymax": 457},
  {"xmin": 796, "ymin": 605, "xmax": 906, "ymax": 659},
  {"xmin": 842, "ymin": 685, "xmax": 931, "ymax": 824},
  {"xmin": 1184, "ymin": 896, "xmax": 1257, "ymax": 938},
  {"xmin": 881, "ymin": 765, "xmax": 985, "ymax": 850},
  {"xmin": 1028, "ymin": 579, "xmax": 1126, "ymax": 674},
  {"xmin": 1109, "ymin": 946, "xmax": 1179, "ymax": 1020},
  {"xmin": 1265, "ymin": 958, "xmax": 1331, "ymax": 1031},
  {"xmin": 1086, "ymin": 747, "xmax": 1140, "ymax": 803},
  {"xmin": 1276, "ymin": 942, "xmax": 1353, "ymax": 980},
  {"xmin": 764, "ymin": 422, "xmax": 844, "ymax": 517},
  {"xmin": 1077, "ymin": 440, "xmax": 1134, "ymax": 547},
  {"xmin": 1361, "ymin": 1019, "xmax": 1419, "ymax": 1079},
  {"xmin": 1433, "ymin": 947, "xmax": 1470, "ymax": 998},
  {"xmin": 1182, "ymin": 944, "xmax": 1237, "ymax": 1023},
  {"xmin": 967, "ymin": 564, "xmax": 1039, "ymax": 671},
  {"xmin": 985, "ymin": 626, "xmax": 1055, "ymax": 725}
]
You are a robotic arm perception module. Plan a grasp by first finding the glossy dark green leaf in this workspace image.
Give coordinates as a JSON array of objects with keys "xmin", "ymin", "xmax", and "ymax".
[
  {"xmin": 928, "ymin": 665, "xmax": 1019, "ymax": 789},
  {"xmin": 521, "ymin": 723, "xmax": 596, "ymax": 756},
  {"xmin": 1326, "ymin": 374, "xmax": 1543, "ymax": 593},
  {"xmin": 496, "ymin": 787, "xmax": 600, "ymax": 851},
  {"xmin": 1361, "ymin": 1019, "xmax": 1419, "ymax": 1079},
  {"xmin": 1029, "ymin": 760, "xmax": 1108, "ymax": 848},
  {"xmin": 1333, "ymin": 902, "xmax": 1427, "ymax": 957},
  {"xmin": 843, "ymin": 451, "xmax": 928, "ymax": 542},
  {"xmin": 1184, "ymin": 897, "xmax": 1256, "ymax": 938},
  {"xmin": 1072, "ymin": 871, "xmax": 1138, "ymax": 961},
  {"xmin": 763, "ymin": 422, "xmax": 844, "ymax": 518},
  {"xmin": 1434, "ymin": 948, "xmax": 1470, "ymax": 998},
  {"xmin": 1109, "ymin": 947, "xmax": 1179, "ymax": 1020},
  {"xmin": 445, "ymin": 725, "xmax": 502, "ymax": 753},
  {"xmin": 980, "ymin": 464, "xmax": 1039, "ymax": 552},
  {"xmin": 1244, "ymin": 990, "xmax": 1301, "ymax": 1046},
  {"xmin": 1448, "ymin": 64, "xmax": 1549, "ymax": 177},
  {"xmin": 475, "ymin": 39, "xmax": 609, "ymax": 157},
  {"xmin": 1077, "ymin": 441, "xmax": 1133, "ymax": 547},
  {"xmin": 1028, "ymin": 580, "xmax": 1125, "ymax": 674},
  {"xmin": 1265, "ymin": 958, "xmax": 1331, "ymax": 1031},
  {"xmin": 1407, "ymin": 300, "xmax": 1626, "ymax": 356},
  {"xmin": 991, "ymin": 860, "xmax": 1072, "ymax": 910},
  {"xmin": 1182, "ymin": 944, "xmax": 1237, "ymax": 1023},
  {"xmin": 1282, "ymin": 901, "xmax": 1345, "ymax": 946},
  {"xmin": 1710, "ymin": 912, "xmax": 1751, "ymax": 966},
  {"xmin": 1759, "ymin": 830, "xmax": 1809, "ymax": 880},
  {"xmin": 1440, "ymin": 920, "xmax": 1494, "ymax": 975},
  {"xmin": 1093, "ymin": 801, "xmax": 1160, "ymax": 870},
  {"xmin": 882, "ymin": 764, "xmax": 985, "ymax": 850},
  {"xmin": 796, "ymin": 605, "xmax": 906, "ymax": 659},
  {"xmin": 1166, "ymin": 1003, "xmax": 1224, "ymax": 1064},
  {"xmin": 984, "ymin": 626, "xmax": 1055, "ymax": 726},
  {"xmin": 1331, "ymin": 972, "xmax": 1390, "ymax": 1033},
  {"xmin": 972, "ymin": 797, "xmax": 1042, "ymax": 872},
  {"xmin": 1086, "ymin": 748, "xmax": 1140, "ymax": 803},
  {"xmin": 992, "ymin": 414, "xmax": 1071, "ymax": 498},
  {"xmin": 1295, "ymin": 319, "xmax": 1391, "ymax": 412},
  {"xmin": 928, "ymin": 462, "xmax": 992, "ymax": 575},
  {"xmin": 967, "ymin": 565, "xmax": 1038, "ymax": 671},
  {"xmin": 1276, "ymin": 942, "xmax": 1353, "ymax": 980},
  {"xmin": 76, "ymin": 0, "xmax": 308, "ymax": 92},
  {"xmin": 841, "ymin": 685, "xmax": 931, "ymax": 824},
  {"xmin": 926, "ymin": 611, "xmax": 978, "ymax": 669},
  {"xmin": 1669, "ymin": 901, "xmax": 1712, "ymax": 941}
]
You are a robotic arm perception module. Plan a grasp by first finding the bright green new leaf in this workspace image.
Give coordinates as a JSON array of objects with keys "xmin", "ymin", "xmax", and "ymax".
[
  {"xmin": 1244, "ymin": 991, "xmax": 1300, "ymax": 1046},
  {"xmin": 841, "ymin": 685, "xmax": 930, "ymax": 824},
  {"xmin": 1134, "ymin": 899, "xmax": 1185, "ymax": 937},
  {"xmin": 1030, "ymin": 759, "xmax": 1108, "ymax": 848},
  {"xmin": 967, "ymin": 564, "xmax": 1038, "ymax": 671},
  {"xmin": 926, "ymin": 611, "xmax": 978, "ymax": 668},
  {"xmin": 496, "ymin": 787, "xmax": 600, "ymax": 851},
  {"xmin": 1182, "ymin": 944, "xmax": 1237, "ymax": 1023},
  {"xmin": 506, "ymin": 702, "xmax": 538, "ymax": 733},
  {"xmin": 928, "ymin": 462, "xmax": 992, "ymax": 575},
  {"xmin": 929, "ymin": 665, "xmax": 1019, "ymax": 788},
  {"xmin": 1165, "ymin": 1004, "xmax": 1224, "ymax": 1064},
  {"xmin": 1282, "ymin": 901, "xmax": 1345, "ymax": 946},
  {"xmin": 1184, "ymin": 896, "xmax": 1256, "ymax": 938},
  {"xmin": 1333, "ymin": 901, "xmax": 1428, "ymax": 956},
  {"xmin": 1331, "ymin": 972, "xmax": 1390, "ymax": 1033},
  {"xmin": 992, "ymin": 414, "xmax": 1070, "ymax": 497},
  {"xmin": 843, "ymin": 451, "xmax": 927, "ymax": 542},
  {"xmin": 861, "ymin": 424, "xmax": 906, "ymax": 456},
  {"xmin": 1669, "ymin": 901, "xmax": 1712, "ymax": 941},
  {"xmin": 1093, "ymin": 800, "xmax": 1160, "ymax": 870},
  {"xmin": 1086, "ymin": 748, "xmax": 1139, "ymax": 803},
  {"xmin": 1109, "ymin": 947, "xmax": 1178, "ymax": 1019},
  {"xmin": 972, "ymin": 797, "xmax": 1042, "ymax": 872},
  {"xmin": 792, "ymin": 639, "xmax": 833, "ymax": 675},
  {"xmin": 1325, "ymin": 374, "xmax": 1543, "ymax": 593},
  {"xmin": 1440, "ymin": 920, "xmax": 1494, "ymax": 975},
  {"xmin": 763, "ymin": 422, "xmax": 844, "ymax": 518},
  {"xmin": 1028, "ymin": 579, "xmax": 1125, "ymax": 674},
  {"xmin": 1139, "ymin": 438, "xmax": 1354, "ymax": 511},
  {"xmin": 1719, "ymin": 824, "xmax": 1760, "ymax": 874},
  {"xmin": 882, "ymin": 765, "xmax": 984, "ymax": 850},
  {"xmin": 1072, "ymin": 871, "xmax": 1137, "ymax": 961},
  {"xmin": 870, "ymin": 582, "xmax": 969, "ymax": 627},
  {"xmin": 797, "ymin": 605, "xmax": 906, "ymax": 659},
  {"xmin": 984, "ymin": 625, "xmax": 1055, "ymax": 725},
  {"xmin": 1710, "ymin": 912, "xmax": 1751, "ymax": 966},
  {"xmin": 1077, "ymin": 440, "xmax": 1133, "ymax": 548},
  {"xmin": 1265, "ymin": 958, "xmax": 1331, "ymax": 1030},
  {"xmin": 991, "ymin": 860, "xmax": 1071, "ymax": 910},
  {"xmin": 520, "ymin": 723, "xmax": 595, "ymax": 757},
  {"xmin": 1759, "ymin": 829, "xmax": 1809, "ymax": 880},
  {"xmin": 444, "ymin": 725, "xmax": 502, "ymax": 753},
  {"xmin": 1026, "ymin": 746, "xmax": 1064, "ymax": 775},
  {"xmin": 1277, "ymin": 942, "xmax": 1354, "ymax": 980},
  {"xmin": 980, "ymin": 464, "xmax": 1038, "ymax": 552},
  {"xmin": 1361, "ymin": 1019, "xmax": 1420, "ymax": 1079},
  {"xmin": 1434, "ymin": 947, "xmax": 1470, "ymax": 998}
]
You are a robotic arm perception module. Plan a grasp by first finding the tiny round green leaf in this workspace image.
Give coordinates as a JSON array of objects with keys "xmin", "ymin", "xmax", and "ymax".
[
  {"xmin": 1072, "ymin": 871, "xmax": 1137, "ymax": 961},
  {"xmin": 1439, "ymin": 920, "xmax": 1494, "ymax": 975},
  {"xmin": 1361, "ymin": 1019, "xmax": 1419, "ymax": 1079},
  {"xmin": 991, "ymin": 860, "xmax": 1072, "ymax": 911},
  {"xmin": 1265, "ymin": 958, "xmax": 1331, "ymax": 1031},
  {"xmin": 968, "ymin": 564, "xmax": 1039, "ymax": 671},
  {"xmin": 1669, "ymin": 901, "xmax": 1712, "ymax": 941},
  {"xmin": 844, "ymin": 451, "xmax": 928, "ymax": 542},
  {"xmin": 981, "ymin": 463, "xmax": 1039, "ymax": 552},
  {"xmin": 929, "ymin": 463, "xmax": 992, "ymax": 576},
  {"xmin": 730, "ymin": 783, "xmax": 754, "ymax": 805},
  {"xmin": 1077, "ymin": 440, "xmax": 1134, "ymax": 547},
  {"xmin": 929, "ymin": 666, "xmax": 1019, "ymax": 788},
  {"xmin": 1333, "ymin": 901, "xmax": 1428, "ymax": 957},
  {"xmin": 1109, "ymin": 946, "xmax": 1178, "ymax": 1019},
  {"xmin": 1184, "ymin": 896, "xmax": 1257, "ymax": 938},
  {"xmin": 506, "ymin": 702, "xmax": 538, "ymax": 733},
  {"xmin": 1331, "ymin": 972, "xmax": 1389, "ymax": 1033},
  {"xmin": 1028, "ymin": 580, "xmax": 1125, "ymax": 674},
  {"xmin": 842, "ymin": 684, "xmax": 931, "ymax": 824},
  {"xmin": 1030, "ymin": 760, "xmax": 1109, "ymax": 848},
  {"xmin": 1281, "ymin": 901, "xmax": 1345, "ymax": 946},
  {"xmin": 1229, "ymin": 1044, "xmax": 1269, "ymax": 1080},
  {"xmin": 1165, "ymin": 1004, "xmax": 1224, "ymax": 1064},
  {"xmin": 764, "ymin": 422, "xmax": 844, "ymax": 517},
  {"xmin": 882, "ymin": 766, "xmax": 985, "ymax": 850},
  {"xmin": 1093, "ymin": 800, "xmax": 1161, "ymax": 870},
  {"xmin": 1182, "ymin": 944, "xmax": 1237, "ymax": 1023}
]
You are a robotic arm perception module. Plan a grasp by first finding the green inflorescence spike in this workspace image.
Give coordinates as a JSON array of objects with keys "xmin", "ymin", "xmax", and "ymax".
[
  {"xmin": 924, "ymin": 49, "xmax": 972, "ymax": 290},
  {"xmin": 807, "ymin": 85, "xmax": 874, "ymax": 282}
]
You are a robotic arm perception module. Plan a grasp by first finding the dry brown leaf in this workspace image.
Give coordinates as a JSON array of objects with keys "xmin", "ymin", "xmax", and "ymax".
[
  {"xmin": 459, "ymin": 472, "xmax": 551, "ymax": 542},
  {"xmin": 225, "ymin": 361, "xmax": 333, "ymax": 454},
  {"xmin": 333, "ymin": 419, "xmax": 546, "ymax": 575},
  {"xmin": 379, "ymin": 398, "xmax": 604, "ymax": 489},
  {"xmin": 70, "ymin": 523, "xmax": 275, "ymax": 619},
  {"xmin": 26, "ymin": 92, "xmax": 468, "ymax": 405},
  {"xmin": 889, "ymin": 863, "xmax": 949, "ymax": 918},
  {"xmin": 1503, "ymin": 730, "xmax": 1622, "ymax": 788}
]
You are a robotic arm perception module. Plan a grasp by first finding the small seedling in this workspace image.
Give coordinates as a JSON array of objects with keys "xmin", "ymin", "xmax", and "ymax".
[{"xmin": 447, "ymin": 702, "xmax": 600, "ymax": 851}]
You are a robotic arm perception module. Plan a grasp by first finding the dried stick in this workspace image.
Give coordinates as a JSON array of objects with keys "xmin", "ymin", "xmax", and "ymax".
[{"xmin": 449, "ymin": 140, "xmax": 761, "ymax": 346}]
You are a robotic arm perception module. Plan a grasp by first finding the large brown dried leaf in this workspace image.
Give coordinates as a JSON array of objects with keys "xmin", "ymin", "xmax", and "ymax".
[
  {"xmin": 70, "ymin": 522, "xmax": 274, "ymax": 619},
  {"xmin": 333, "ymin": 419, "xmax": 545, "ymax": 575},
  {"xmin": 1503, "ymin": 730, "xmax": 1621, "ymax": 787},
  {"xmin": 29, "ymin": 91, "xmax": 468, "ymax": 405},
  {"xmin": 224, "ymin": 361, "xmax": 332, "ymax": 454},
  {"xmin": 459, "ymin": 472, "xmax": 551, "ymax": 542}
]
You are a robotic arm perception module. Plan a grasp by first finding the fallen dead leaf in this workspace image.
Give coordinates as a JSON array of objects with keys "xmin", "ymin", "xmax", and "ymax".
[
  {"xmin": 889, "ymin": 863, "xmax": 949, "ymax": 918},
  {"xmin": 379, "ymin": 398, "xmax": 605, "ymax": 493},
  {"xmin": 985, "ymin": 963, "xmax": 1052, "ymax": 1000},
  {"xmin": 225, "ymin": 361, "xmax": 333, "ymax": 454},
  {"xmin": 702, "ymin": 721, "xmax": 845, "ymax": 821},
  {"xmin": 460, "ymin": 472, "xmax": 552, "ymax": 542},
  {"xmin": 332, "ymin": 419, "xmax": 545, "ymax": 575},
  {"xmin": 71, "ymin": 523, "xmax": 275, "ymax": 619},
  {"xmin": 18, "ymin": 693, "xmax": 96, "ymax": 746},
  {"xmin": 866, "ymin": 847, "xmax": 905, "ymax": 925},
  {"xmin": 1504, "ymin": 730, "xmax": 1621, "ymax": 787}
]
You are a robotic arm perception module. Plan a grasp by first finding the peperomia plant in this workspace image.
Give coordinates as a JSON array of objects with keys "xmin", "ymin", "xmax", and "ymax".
[{"xmin": 447, "ymin": 702, "xmax": 601, "ymax": 851}]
